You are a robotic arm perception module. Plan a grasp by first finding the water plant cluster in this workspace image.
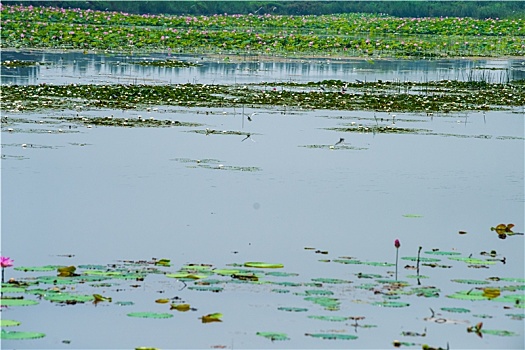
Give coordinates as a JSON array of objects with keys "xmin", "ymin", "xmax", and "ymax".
[
  {"xmin": 2, "ymin": 79, "xmax": 524, "ymax": 114},
  {"xmin": 0, "ymin": 245, "xmax": 523, "ymax": 347},
  {"xmin": 1, "ymin": 4, "xmax": 524, "ymax": 58}
]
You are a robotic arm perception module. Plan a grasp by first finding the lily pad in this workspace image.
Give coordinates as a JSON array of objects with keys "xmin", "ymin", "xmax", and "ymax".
[
  {"xmin": 0, "ymin": 299, "xmax": 39, "ymax": 306},
  {"xmin": 305, "ymin": 333, "xmax": 358, "ymax": 340},
  {"xmin": 14, "ymin": 265, "xmax": 58, "ymax": 272},
  {"xmin": 451, "ymin": 279, "xmax": 490, "ymax": 285},
  {"xmin": 0, "ymin": 330, "xmax": 45, "ymax": 340},
  {"xmin": 0, "ymin": 287, "xmax": 26, "ymax": 293},
  {"xmin": 187, "ymin": 286, "xmax": 224, "ymax": 292},
  {"xmin": 311, "ymin": 278, "xmax": 352, "ymax": 284},
  {"xmin": 127, "ymin": 312, "xmax": 174, "ymax": 319},
  {"xmin": 441, "ymin": 307, "xmax": 470, "ymax": 313},
  {"xmin": 402, "ymin": 257, "xmax": 440, "ymax": 262},
  {"xmin": 308, "ymin": 315, "xmax": 349, "ymax": 322},
  {"xmin": 244, "ymin": 262, "xmax": 284, "ymax": 269},
  {"xmin": 480, "ymin": 329, "xmax": 519, "ymax": 336},
  {"xmin": 44, "ymin": 293, "xmax": 94, "ymax": 303},
  {"xmin": 372, "ymin": 301, "xmax": 410, "ymax": 307},
  {"xmin": 277, "ymin": 307, "xmax": 308, "ymax": 312},
  {"xmin": 256, "ymin": 332, "xmax": 290, "ymax": 341},
  {"xmin": 0, "ymin": 320, "xmax": 21, "ymax": 327},
  {"xmin": 424, "ymin": 251, "xmax": 461, "ymax": 256}
]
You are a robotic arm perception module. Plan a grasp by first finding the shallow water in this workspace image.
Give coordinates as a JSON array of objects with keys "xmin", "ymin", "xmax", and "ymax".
[
  {"xmin": 1, "ymin": 51, "xmax": 524, "ymax": 349},
  {"xmin": 1, "ymin": 49, "xmax": 524, "ymax": 86}
]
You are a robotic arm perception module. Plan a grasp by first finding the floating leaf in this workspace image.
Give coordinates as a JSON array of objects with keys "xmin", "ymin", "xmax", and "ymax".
[
  {"xmin": 14, "ymin": 265, "xmax": 57, "ymax": 272},
  {"xmin": 449, "ymin": 257, "xmax": 496, "ymax": 265},
  {"xmin": 244, "ymin": 262, "xmax": 283, "ymax": 269},
  {"xmin": 265, "ymin": 271, "xmax": 299, "ymax": 277},
  {"xmin": 305, "ymin": 289, "xmax": 334, "ymax": 296},
  {"xmin": 165, "ymin": 273, "xmax": 208, "ymax": 280},
  {"xmin": 127, "ymin": 312, "xmax": 173, "ymax": 319},
  {"xmin": 480, "ymin": 329, "xmax": 519, "ymax": 336},
  {"xmin": 311, "ymin": 278, "xmax": 352, "ymax": 284},
  {"xmin": 57, "ymin": 266, "xmax": 77, "ymax": 277},
  {"xmin": 256, "ymin": 332, "xmax": 290, "ymax": 341},
  {"xmin": 155, "ymin": 299, "xmax": 170, "ymax": 304},
  {"xmin": 277, "ymin": 307, "xmax": 308, "ymax": 312},
  {"xmin": 482, "ymin": 288, "xmax": 501, "ymax": 299},
  {"xmin": 187, "ymin": 286, "xmax": 224, "ymax": 292},
  {"xmin": 200, "ymin": 313, "xmax": 223, "ymax": 323},
  {"xmin": 424, "ymin": 251, "xmax": 461, "ymax": 256},
  {"xmin": 154, "ymin": 259, "xmax": 171, "ymax": 267},
  {"xmin": 402, "ymin": 257, "xmax": 440, "ymax": 262},
  {"xmin": 0, "ymin": 320, "xmax": 21, "ymax": 327},
  {"xmin": 441, "ymin": 307, "xmax": 470, "ymax": 313},
  {"xmin": 505, "ymin": 313, "xmax": 525, "ymax": 320},
  {"xmin": 93, "ymin": 294, "xmax": 112, "ymax": 303},
  {"xmin": 308, "ymin": 315, "xmax": 348, "ymax": 322},
  {"xmin": 0, "ymin": 330, "xmax": 45, "ymax": 340},
  {"xmin": 452, "ymin": 279, "xmax": 490, "ymax": 285},
  {"xmin": 44, "ymin": 293, "xmax": 94, "ymax": 303},
  {"xmin": 0, "ymin": 287, "xmax": 26, "ymax": 293},
  {"xmin": 305, "ymin": 333, "xmax": 358, "ymax": 340},
  {"xmin": 372, "ymin": 301, "xmax": 410, "ymax": 307},
  {"xmin": 0, "ymin": 299, "xmax": 39, "ymax": 306},
  {"xmin": 213, "ymin": 269, "xmax": 239, "ymax": 276},
  {"xmin": 170, "ymin": 303, "xmax": 191, "ymax": 311}
]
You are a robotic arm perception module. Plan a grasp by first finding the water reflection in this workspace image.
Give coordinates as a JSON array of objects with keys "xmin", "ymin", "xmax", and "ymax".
[{"xmin": 2, "ymin": 49, "xmax": 523, "ymax": 86}]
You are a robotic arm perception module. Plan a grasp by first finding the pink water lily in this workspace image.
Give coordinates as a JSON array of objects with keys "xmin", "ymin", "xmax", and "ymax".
[
  {"xmin": 0, "ymin": 256, "xmax": 14, "ymax": 268},
  {"xmin": 1, "ymin": 256, "xmax": 14, "ymax": 283}
]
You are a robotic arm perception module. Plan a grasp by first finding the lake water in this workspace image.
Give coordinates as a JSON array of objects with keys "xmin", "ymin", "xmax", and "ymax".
[{"xmin": 1, "ymin": 51, "xmax": 524, "ymax": 349}]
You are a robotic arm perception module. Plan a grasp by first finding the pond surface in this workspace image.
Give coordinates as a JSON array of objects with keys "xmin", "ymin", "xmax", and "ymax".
[
  {"xmin": 1, "ymin": 49, "xmax": 525, "ymax": 86},
  {"xmin": 1, "ymin": 51, "xmax": 524, "ymax": 349}
]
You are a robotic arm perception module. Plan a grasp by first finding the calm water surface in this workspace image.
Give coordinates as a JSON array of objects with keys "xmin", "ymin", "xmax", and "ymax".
[{"xmin": 1, "ymin": 51, "xmax": 524, "ymax": 349}]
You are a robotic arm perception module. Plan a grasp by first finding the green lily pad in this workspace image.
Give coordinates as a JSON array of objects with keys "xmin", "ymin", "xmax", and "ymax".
[
  {"xmin": 265, "ymin": 271, "xmax": 299, "ymax": 277},
  {"xmin": 0, "ymin": 287, "xmax": 26, "ymax": 293},
  {"xmin": 187, "ymin": 286, "xmax": 224, "ymax": 292},
  {"xmin": 451, "ymin": 279, "xmax": 490, "ymax": 285},
  {"xmin": 480, "ymin": 329, "xmax": 519, "ymax": 336},
  {"xmin": 277, "ymin": 307, "xmax": 308, "ymax": 312},
  {"xmin": 446, "ymin": 290, "xmax": 488, "ymax": 301},
  {"xmin": 256, "ymin": 332, "xmax": 290, "ymax": 341},
  {"xmin": 372, "ymin": 301, "xmax": 410, "ymax": 307},
  {"xmin": 402, "ymin": 257, "xmax": 440, "ymax": 262},
  {"xmin": 127, "ymin": 312, "xmax": 174, "ymax": 319},
  {"xmin": 213, "ymin": 269, "xmax": 239, "ymax": 276},
  {"xmin": 272, "ymin": 281, "xmax": 302, "ymax": 287},
  {"xmin": 44, "ymin": 293, "xmax": 94, "ymax": 303},
  {"xmin": 355, "ymin": 273, "xmax": 383, "ymax": 279},
  {"xmin": 244, "ymin": 262, "xmax": 284, "ymax": 269},
  {"xmin": 305, "ymin": 289, "xmax": 334, "ymax": 296},
  {"xmin": 311, "ymin": 278, "xmax": 352, "ymax": 284},
  {"xmin": 333, "ymin": 259, "xmax": 363, "ymax": 265},
  {"xmin": 305, "ymin": 333, "xmax": 358, "ymax": 340},
  {"xmin": 473, "ymin": 314, "xmax": 493, "ymax": 319},
  {"xmin": 449, "ymin": 257, "xmax": 496, "ymax": 265},
  {"xmin": 0, "ymin": 299, "xmax": 39, "ymax": 306},
  {"xmin": 0, "ymin": 330, "xmax": 45, "ymax": 340},
  {"xmin": 505, "ymin": 313, "xmax": 525, "ymax": 320},
  {"xmin": 0, "ymin": 320, "xmax": 21, "ymax": 327},
  {"xmin": 424, "ymin": 251, "xmax": 461, "ymax": 256},
  {"xmin": 308, "ymin": 315, "xmax": 349, "ymax": 322},
  {"xmin": 14, "ymin": 265, "xmax": 58, "ymax": 272},
  {"xmin": 441, "ymin": 307, "xmax": 470, "ymax": 313}
]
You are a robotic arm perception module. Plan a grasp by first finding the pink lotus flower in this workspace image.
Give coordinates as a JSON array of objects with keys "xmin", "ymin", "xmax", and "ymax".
[
  {"xmin": 0, "ymin": 256, "xmax": 14, "ymax": 268},
  {"xmin": 394, "ymin": 239, "xmax": 400, "ymax": 249},
  {"xmin": 1, "ymin": 256, "xmax": 14, "ymax": 283}
]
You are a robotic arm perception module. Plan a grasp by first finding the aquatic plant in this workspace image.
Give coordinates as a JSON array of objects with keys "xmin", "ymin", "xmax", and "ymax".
[
  {"xmin": 394, "ymin": 239, "xmax": 400, "ymax": 281},
  {"xmin": 1, "ymin": 5, "xmax": 524, "ymax": 58},
  {"xmin": 1, "ymin": 256, "xmax": 14, "ymax": 283}
]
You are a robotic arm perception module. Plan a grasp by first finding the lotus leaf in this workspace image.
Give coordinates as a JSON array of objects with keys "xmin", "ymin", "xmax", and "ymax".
[
  {"xmin": 277, "ymin": 307, "xmax": 308, "ymax": 312},
  {"xmin": 0, "ymin": 320, "xmax": 21, "ymax": 327},
  {"xmin": 372, "ymin": 301, "xmax": 410, "ymax": 307},
  {"xmin": 244, "ymin": 262, "xmax": 284, "ymax": 269},
  {"xmin": 308, "ymin": 315, "xmax": 348, "ymax": 322},
  {"xmin": 305, "ymin": 333, "xmax": 358, "ymax": 340},
  {"xmin": 256, "ymin": 332, "xmax": 290, "ymax": 341},
  {"xmin": 0, "ymin": 299, "xmax": 39, "ymax": 306},
  {"xmin": 441, "ymin": 307, "xmax": 470, "ymax": 313},
  {"xmin": 0, "ymin": 330, "xmax": 45, "ymax": 340}
]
